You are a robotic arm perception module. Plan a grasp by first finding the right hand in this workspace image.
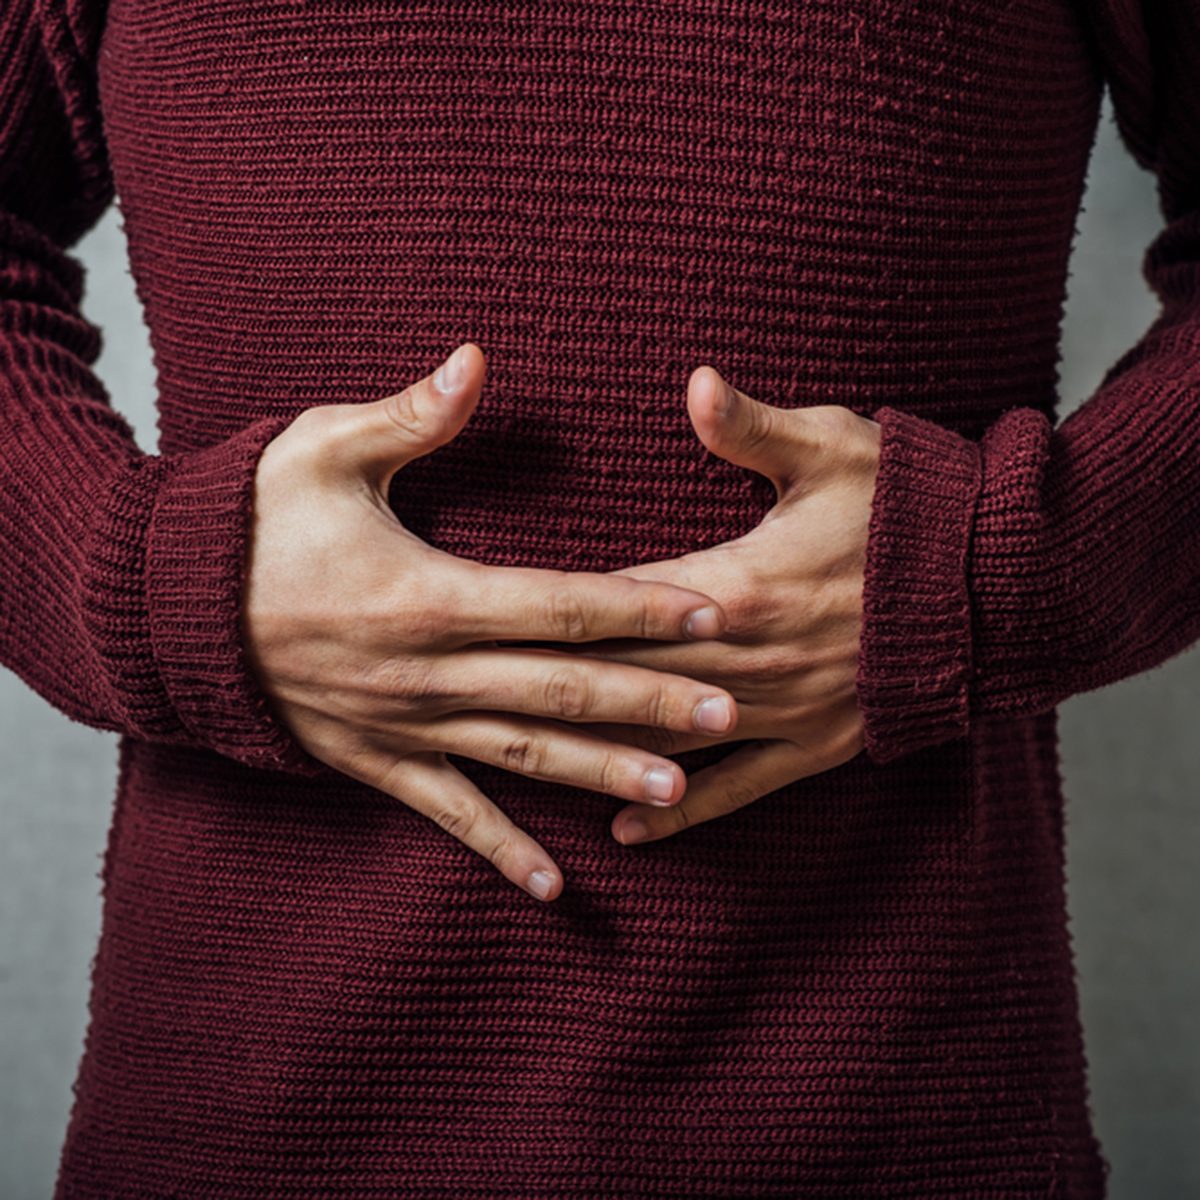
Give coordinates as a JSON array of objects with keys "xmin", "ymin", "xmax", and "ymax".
[{"xmin": 242, "ymin": 342, "xmax": 738, "ymax": 902}]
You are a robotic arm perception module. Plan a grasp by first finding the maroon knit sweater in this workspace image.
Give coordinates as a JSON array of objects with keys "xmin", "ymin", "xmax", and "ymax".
[{"xmin": 4, "ymin": 0, "xmax": 1198, "ymax": 1195}]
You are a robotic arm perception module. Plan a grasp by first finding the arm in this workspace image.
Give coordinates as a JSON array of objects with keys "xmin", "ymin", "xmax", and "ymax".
[
  {"xmin": 3, "ymin": 0, "xmax": 747, "ymax": 900},
  {"xmin": 855, "ymin": 0, "xmax": 1200, "ymax": 764},
  {"xmin": 0, "ymin": 0, "xmax": 327, "ymax": 775}
]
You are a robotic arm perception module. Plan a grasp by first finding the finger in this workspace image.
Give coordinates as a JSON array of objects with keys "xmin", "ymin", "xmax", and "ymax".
[
  {"xmin": 570, "ymin": 721, "xmax": 735, "ymax": 759},
  {"xmin": 418, "ymin": 711, "xmax": 691, "ymax": 807},
  {"xmin": 686, "ymin": 364, "xmax": 803, "ymax": 496},
  {"xmin": 600, "ymin": 542, "xmax": 744, "ymax": 595},
  {"xmin": 611, "ymin": 738, "xmax": 811, "ymax": 845},
  {"xmin": 516, "ymin": 635, "xmax": 749, "ymax": 681},
  {"xmin": 439, "ymin": 560, "xmax": 728, "ymax": 645},
  {"xmin": 575, "ymin": 697, "xmax": 775, "ymax": 756},
  {"xmin": 353, "ymin": 748, "xmax": 563, "ymax": 901},
  {"xmin": 430, "ymin": 647, "xmax": 737, "ymax": 735},
  {"xmin": 319, "ymin": 342, "xmax": 486, "ymax": 489}
]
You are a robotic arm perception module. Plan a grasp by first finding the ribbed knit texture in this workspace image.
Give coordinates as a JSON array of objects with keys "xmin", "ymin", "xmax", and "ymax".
[{"xmin": 2, "ymin": 0, "xmax": 1197, "ymax": 1195}]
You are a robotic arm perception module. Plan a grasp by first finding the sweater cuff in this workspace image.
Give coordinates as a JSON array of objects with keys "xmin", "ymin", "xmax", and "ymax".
[
  {"xmin": 854, "ymin": 406, "xmax": 984, "ymax": 765},
  {"xmin": 83, "ymin": 415, "xmax": 332, "ymax": 776}
]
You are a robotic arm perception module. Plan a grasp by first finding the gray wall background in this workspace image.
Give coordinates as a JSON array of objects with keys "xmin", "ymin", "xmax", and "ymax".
[{"xmin": 2, "ymin": 93, "xmax": 1197, "ymax": 1197}]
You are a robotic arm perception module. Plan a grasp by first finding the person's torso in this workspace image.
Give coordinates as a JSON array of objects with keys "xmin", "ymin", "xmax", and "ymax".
[{"xmin": 96, "ymin": 0, "xmax": 1104, "ymax": 571}]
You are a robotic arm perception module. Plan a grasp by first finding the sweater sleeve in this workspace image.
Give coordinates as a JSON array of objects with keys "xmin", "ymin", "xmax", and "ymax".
[
  {"xmin": 854, "ymin": 0, "xmax": 1200, "ymax": 765},
  {"xmin": 0, "ymin": 0, "xmax": 330, "ymax": 777}
]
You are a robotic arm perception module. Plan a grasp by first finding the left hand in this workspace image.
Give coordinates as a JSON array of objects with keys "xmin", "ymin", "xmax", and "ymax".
[{"xmin": 543, "ymin": 366, "xmax": 882, "ymax": 845}]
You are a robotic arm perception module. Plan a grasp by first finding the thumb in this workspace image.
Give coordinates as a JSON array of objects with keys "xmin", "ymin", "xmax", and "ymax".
[
  {"xmin": 336, "ymin": 342, "xmax": 484, "ymax": 488},
  {"xmin": 686, "ymin": 365, "xmax": 800, "ymax": 496}
]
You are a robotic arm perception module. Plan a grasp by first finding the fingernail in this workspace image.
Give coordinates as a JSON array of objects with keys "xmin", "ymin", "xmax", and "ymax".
[
  {"xmin": 683, "ymin": 605, "xmax": 722, "ymax": 640},
  {"xmin": 434, "ymin": 345, "xmax": 468, "ymax": 394},
  {"xmin": 644, "ymin": 767, "xmax": 676, "ymax": 805},
  {"xmin": 618, "ymin": 817, "xmax": 649, "ymax": 844},
  {"xmin": 526, "ymin": 869, "xmax": 555, "ymax": 900},
  {"xmin": 694, "ymin": 695, "xmax": 733, "ymax": 733}
]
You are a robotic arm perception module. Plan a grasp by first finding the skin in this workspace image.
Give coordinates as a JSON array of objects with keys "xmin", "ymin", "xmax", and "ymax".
[
  {"xmin": 244, "ymin": 343, "xmax": 882, "ymax": 901},
  {"xmin": 551, "ymin": 366, "xmax": 883, "ymax": 847},
  {"xmin": 243, "ymin": 343, "xmax": 741, "ymax": 903}
]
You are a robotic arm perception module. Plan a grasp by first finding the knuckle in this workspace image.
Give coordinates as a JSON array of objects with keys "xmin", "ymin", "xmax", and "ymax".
[
  {"xmin": 429, "ymin": 797, "xmax": 480, "ymax": 843},
  {"xmin": 389, "ymin": 576, "xmax": 454, "ymax": 647},
  {"xmin": 399, "ymin": 602, "xmax": 451, "ymax": 648},
  {"xmin": 500, "ymin": 734, "xmax": 547, "ymax": 778},
  {"xmin": 337, "ymin": 739, "xmax": 390, "ymax": 789},
  {"xmin": 382, "ymin": 386, "xmax": 425, "ymax": 438},
  {"xmin": 670, "ymin": 803, "xmax": 693, "ymax": 832},
  {"xmin": 544, "ymin": 665, "xmax": 592, "ymax": 719},
  {"xmin": 633, "ymin": 583, "xmax": 664, "ymax": 640},
  {"xmin": 720, "ymin": 578, "xmax": 780, "ymax": 636},
  {"xmin": 723, "ymin": 773, "xmax": 762, "ymax": 811},
  {"xmin": 486, "ymin": 832, "xmax": 519, "ymax": 874},
  {"xmin": 382, "ymin": 657, "xmax": 451, "ymax": 714},
  {"xmin": 742, "ymin": 404, "xmax": 777, "ymax": 453},
  {"xmin": 715, "ymin": 659, "xmax": 766, "ymax": 695},
  {"xmin": 643, "ymin": 683, "xmax": 678, "ymax": 729},
  {"xmin": 547, "ymin": 582, "xmax": 590, "ymax": 640},
  {"xmin": 595, "ymin": 750, "xmax": 622, "ymax": 796},
  {"xmin": 632, "ymin": 598, "xmax": 651, "ymax": 641},
  {"xmin": 644, "ymin": 581, "xmax": 689, "ymax": 638},
  {"xmin": 749, "ymin": 644, "xmax": 803, "ymax": 684}
]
